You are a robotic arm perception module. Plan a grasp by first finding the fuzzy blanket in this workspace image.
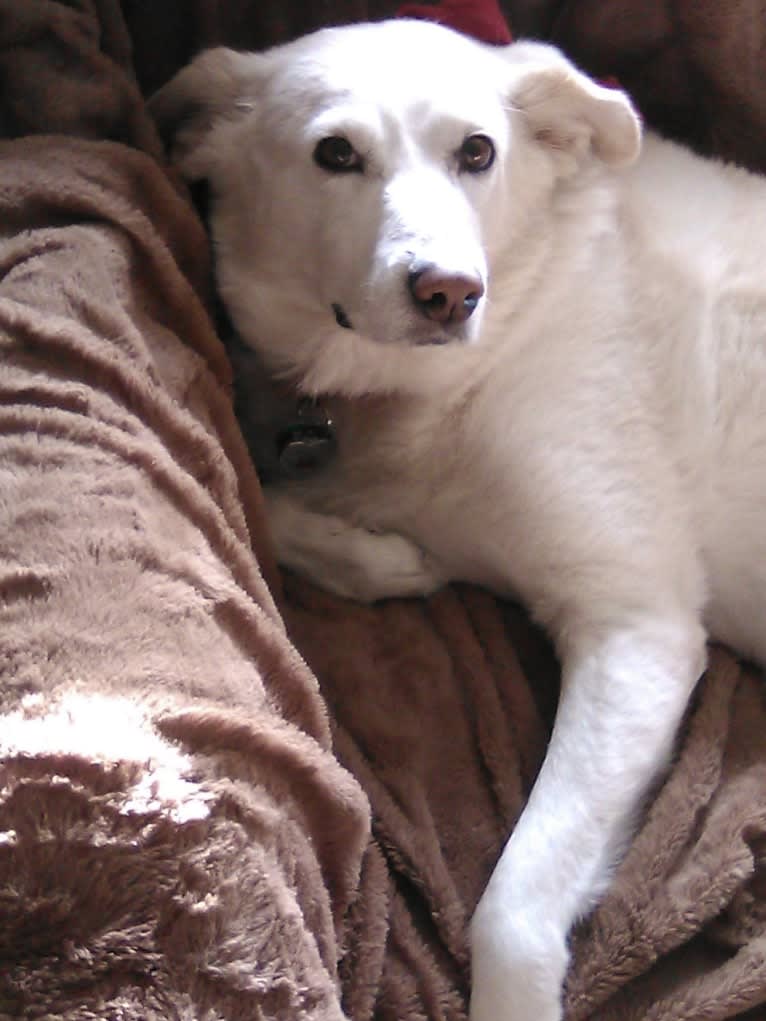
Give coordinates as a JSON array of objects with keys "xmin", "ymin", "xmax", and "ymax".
[{"xmin": 1, "ymin": 3, "xmax": 766, "ymax": 1020}]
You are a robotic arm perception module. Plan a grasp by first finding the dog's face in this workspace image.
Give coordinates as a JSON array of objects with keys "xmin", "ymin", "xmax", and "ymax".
[{"xmin": 152, "ymin": 21, "xmax": 640, "ymax": 390}]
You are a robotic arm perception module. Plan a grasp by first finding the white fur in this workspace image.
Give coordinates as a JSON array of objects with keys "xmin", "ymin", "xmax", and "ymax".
[{"xmin": 152, "ymin": 20, "xmax": 766, "ymax": 1021}]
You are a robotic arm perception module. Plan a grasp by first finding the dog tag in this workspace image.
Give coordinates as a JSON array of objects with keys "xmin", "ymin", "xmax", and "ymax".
[{"xmin": 277, "ymin": 397, "xmax": 337, "ymax": 478}]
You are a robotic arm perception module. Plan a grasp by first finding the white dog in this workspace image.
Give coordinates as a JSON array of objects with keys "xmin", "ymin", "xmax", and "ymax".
[{"xmin": 152, "ymin": 19, "xmax": 766, "ymax": 1021}]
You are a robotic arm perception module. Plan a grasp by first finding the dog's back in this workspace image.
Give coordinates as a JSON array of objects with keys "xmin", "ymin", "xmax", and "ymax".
[{"xmin": 614, "ymin": 136, "xmax": 766, "ymax": 661}]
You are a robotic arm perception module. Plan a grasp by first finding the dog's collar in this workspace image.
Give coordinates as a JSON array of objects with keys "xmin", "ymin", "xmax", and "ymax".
[
  {"xmin": 273, "ymin": 303, "xmax": 348, "ymax": 477},
  {"xmin": 216, "ymin": 293, "xmax": 337, "ymax": 480},
  {"xmin": 190, "ymin": 178, "xmax": 338, "ymax": 482}
]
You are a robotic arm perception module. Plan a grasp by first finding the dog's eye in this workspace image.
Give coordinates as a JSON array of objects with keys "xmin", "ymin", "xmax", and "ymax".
[
  {"xmin": 314, "ymin": 136, "xmax": 363, "ymax": 173},
  {"xmin": 458, "ymin": 134, "xmax": 495, "ymax": 173}
]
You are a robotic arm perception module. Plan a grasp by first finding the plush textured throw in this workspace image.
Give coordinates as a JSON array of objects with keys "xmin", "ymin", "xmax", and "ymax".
[
  {"xmin": 0, "ymin": 128, "xmax": 373, "ymax": 1019},
  {"xmin": 1, "ymin": 2, "xmax": 766, "ymax": 1020}
]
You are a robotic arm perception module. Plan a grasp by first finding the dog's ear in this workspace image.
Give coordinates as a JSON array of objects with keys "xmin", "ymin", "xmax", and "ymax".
[
  {"xmin": 502, "ymin": 42, "xmax": 641, "ymax": 169},
  {"xmin": 149, "ymin": 47, "xmax": 262, "ymax": 178}
]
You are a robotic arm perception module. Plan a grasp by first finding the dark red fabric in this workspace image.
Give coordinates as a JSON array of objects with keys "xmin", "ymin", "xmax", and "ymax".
[{"xmin": 397, "ymin": 0, "xmax": 513, "ymax": 43}]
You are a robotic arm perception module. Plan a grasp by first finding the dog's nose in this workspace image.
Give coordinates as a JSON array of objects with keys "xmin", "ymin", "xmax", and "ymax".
[{"xmin": 408, "ymin": 266, "xmax": 485, "ymax": 324}]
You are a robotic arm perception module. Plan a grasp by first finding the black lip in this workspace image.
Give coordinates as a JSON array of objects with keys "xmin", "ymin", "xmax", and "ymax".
[
  {"xmin": 332, "ymin": 303, "xmax": 353, "ymax": 329},
  {"xmin": 416, "ymin": 335, "xmax": 450, "ymax": 346},
  {"xmin": 330, "ymin": 304, "xmax": 455, "ymax": 346}
]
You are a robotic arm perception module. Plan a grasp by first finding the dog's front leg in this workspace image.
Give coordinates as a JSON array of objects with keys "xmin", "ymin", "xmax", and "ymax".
[
  {"xmin": 264, "ymin": 488, "xmax": 448, "ymax": 602},
  {"xmin": 469, "ymin": 614, "xmax": 706, "ymax": 1021}
]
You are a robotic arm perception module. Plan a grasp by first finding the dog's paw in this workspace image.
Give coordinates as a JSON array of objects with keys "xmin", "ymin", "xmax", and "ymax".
[
  {"xmin": 470, "ymin": 900, "xmax": 568, "ymax": 1021},
  {"xmin": 333, "ymin": 527, "xmax": 446, "ymax": 602},
  {"xmin": 264, "ymin": 490, "xmax": 447, "ymax": 602}
]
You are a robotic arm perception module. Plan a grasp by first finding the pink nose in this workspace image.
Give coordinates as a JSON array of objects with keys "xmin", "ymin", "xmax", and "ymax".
[{"xmin": 408, "ymin": 266, "xmax": 485, "ymax": 324}]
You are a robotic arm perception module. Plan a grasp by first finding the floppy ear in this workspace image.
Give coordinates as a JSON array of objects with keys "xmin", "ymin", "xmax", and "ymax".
[
  {"xmin": 149, "ymin": 47, "xmax": 262, "ymax": 178},
  {"xmin": 503, "ymin": 42, "xmax": 641, "ymax": 168}
]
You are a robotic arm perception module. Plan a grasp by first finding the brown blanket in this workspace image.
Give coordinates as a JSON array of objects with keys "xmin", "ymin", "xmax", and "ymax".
[{"xmin": 1, "ymin": 2, "xmax": 766, "ymax": 1020}]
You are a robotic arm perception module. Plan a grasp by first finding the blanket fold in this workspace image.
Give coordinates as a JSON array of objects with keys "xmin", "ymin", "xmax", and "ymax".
[{"xmin": 0, "ymin": 131, "xmax": 370, "ymax": 1020}]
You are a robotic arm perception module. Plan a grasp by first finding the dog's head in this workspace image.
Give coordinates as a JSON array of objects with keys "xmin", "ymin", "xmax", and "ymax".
[{"xmin": 151, "ymin": 20, "xmax": 640, "ymax": 395}]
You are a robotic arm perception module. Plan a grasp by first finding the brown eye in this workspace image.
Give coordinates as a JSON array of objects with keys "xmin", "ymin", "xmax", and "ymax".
[
  {"xmin": 458, "ymin": 134, "xmax": 495, "ymax": 173},
  {"xmin": 314, "ymin": 136, "xmax": 363, "ymax": 173}
]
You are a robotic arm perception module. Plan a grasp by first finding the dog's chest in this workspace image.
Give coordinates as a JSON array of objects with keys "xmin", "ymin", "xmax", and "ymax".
[
  {"xmin": 284, "ymin": 386, "xmax": 550, "ymax": 593},
  {"xmin": 285, "ymin": 390, "xmax": 489, "ymax": 528},
  {"xmin": 321, "ymin": 393, "xmax": 472, "ymax": 514}
]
